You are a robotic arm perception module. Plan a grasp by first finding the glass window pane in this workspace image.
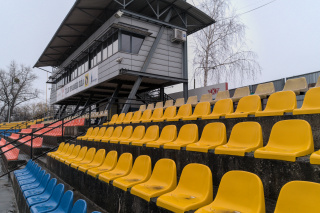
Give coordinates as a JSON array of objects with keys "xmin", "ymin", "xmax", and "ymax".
[
  {"xmin": 103, "ymin": 47, "xmax": 108, "ymax": 60},
  {"xmin": 121, "ymin": 33, "xmax": 131, "ymax": 53},
  {"xmin": 132, "ymin": 36, "xmax": 144, "ymax": 54},
  {"xmin": 108, "ymin": 40, "xmax": 112, "ymax": 57},
  {"xmin": 97, "ymin": 50, "xmax": 101, "ymax": 63}
]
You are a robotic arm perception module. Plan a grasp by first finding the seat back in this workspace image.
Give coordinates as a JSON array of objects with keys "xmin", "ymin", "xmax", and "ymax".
[
  {"xmin": 122, "ymin": 112, "xmax": 133, "ymax": 123},
  {"xmin": 215, "ymin": 90, "xmax": 230, "ymax": 101},
  {"xmin": 143, "ymin": 125, "xmax": 159, "ymax": 141},
  {"xmin": 69, "ymin": 145, "xmax": 81, "ymax": 158},
  {"xmin": 82, "ymin": 147, "xmax": 96, "ymax": 162},
  {"xmin": 155, "ymin": 102, "xmax": 163, "ymax": 109},
  {"xmin": 71, "ymin": 199, "xmax": 87, "ymax": 213},
  {"xmin": 264, "ymin": 91, "xmax": 297, "ymax": 111},
  {"xmin": 316, "ymin": 76, "xmax": 320, "ymax": 87},
  {"xmin": 64, "ymin": 144, "xmax": 75, "ymax": 156},
  {"xmin": 159, "ymin": 125, "xmax": 177, "ymax": 142},
  {"xmin": 130, "ymin": 155, "xmax": 152, "ymax": 179},
  {"xmin": 114, "ymin": 153, "xmax": 133, "ymax": 172},
  {"xmin": 177, "ymin": 124, "xmax": 198, "ymax": 142},
  {"xmin": 46, "ymin": 178, "xmax": 58, "ymax": 194},
  {"xmin": 119, "ymin": 126, "xmax": 133, "ymax": 139},
  {"xmin": 212, "ymin": 171, "xmax": 265, "ymax": 213},
  {"xmin": 140, "ymin": 109, "xmax": 152, "ymax": 121},
  {"xmin": 51, "ymin": 183, "xmax": 65, "ymax": 204},
  {"xmin": 56, "ymin": 142, "xmax": 65, "ymax": 152},
  {"xmin": 148, "ymin": 159, "xmax": 176, "ymax": 188},
  {"xmin": 74, "ymin": 147, "xmax": 88, "ymax": 161},
  {"xmin": 283, "ymin": 77, "xmax": 308, "ymax": 93},
  {"xmin": 163, "ymin": 106, "xmax": 176, "ymax": 119},
  {"xmin": 90, "ymin": 127, "xmax": 100, "ymax": 137},
  {"xmin": 131, "ymin": 126, "xmax": 145, "ymax": 140},
  {"xmin": 267, "ymin": 120, "xmax": 313, "ymax": 152},
  {"xmin": 193, "ymin": 102, "xmax": 211, "ymax": 116},
  {"xmin": 131, "ymin": 111, "xmax": 142, "ymax": 122},
  {"xmin": 228, "ymin": 122, "xmax": 263, "ymax": 148},
  {"xmin": 212, "ymin": 99, "xmax": 233, "ymax": 114},
  {"xmin": 102, "ymin": 127, "xmax": 114, "ymax": 139},
  {"xmin": 174, "ymin": 98, "xmax": 185, "ymax": 107},
  {"xmin": 139, "ymin": 105, "xmax": 146, "ymax": 111},
  {"xmin": 200, "ymin": 93, "xmax": 213, "ymax": 102},
  {"xmin": 84, "ymin": 128, "xmax": 93, "ymax": 137},
  {"xmin": 232, "ymin": 86, "xmax": 250, "ymax": 99},
  {"xmin": 109, "ymin": 114, "xmax": 118, "ymax": 123},
  {"xmin": 176, "ymin": 163, "xmax": 212, "ymax": 199},
  {"xmin": 151, "ymin": 108, "xmax": 163, "ymax": 119},
  {"xmin": 115, "ymin": 113, "xmax": 126, "ymax": 124},
  {"xmin": 199, "ymin": 123, "xmax": 226, "ymax": 145},
  {"xmin": 92, "ymin": 149, "xmax": 106, "ymax": 164},
  {"xmin": 40, "ymin": 173, "xmax": 51, "ymax": 188},
  {"xmin": 60, "ymin": 143, "xmax": 70, "ymax": 155},
  {"xmin": 58, "ymin": 190, "xmax": 74, "ymax": 213},
  {"xmin": 147, "ymin": 103, "xmax": 154, "ymax": 110},
  {"xmin": 111, "ymin": 126, "xmax": 123, "ymax": 138},
  {"xmin": 235, "ymin": 95, "xmax": 261, "ymax": 113},
  {"xmin": 176, "ymin": 104, "xmax": 192, "ymax": 117},
  {"xmin": 300, "ymin": 87, "xmax": 320, "ymax": 109},
  {"xmin": 254, "ymin": 82, "xmax": 275, "ymax": 96},
  {"xmin": 274, "ymin": 181, "xmax": 320, "ymax": 213},
  {"xmin": 96, "ymin": 127, "xmax": 106, "ymax": 138},
  {"xmin": 164, "ymin": 100, "xmax": 173, "ymax": 108},
  {"xmin": 186, "ymin": 95, "xmax": 198, "ymax": 105},
  {"xmin": 101, "ymin": 151, "xmax": 118, "ymax": 169}
]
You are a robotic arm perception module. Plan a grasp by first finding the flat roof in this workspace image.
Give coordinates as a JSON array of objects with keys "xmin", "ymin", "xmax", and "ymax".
[{"xmin": 34, "ymin": 0, "xmax": 214, "ymax": 68}]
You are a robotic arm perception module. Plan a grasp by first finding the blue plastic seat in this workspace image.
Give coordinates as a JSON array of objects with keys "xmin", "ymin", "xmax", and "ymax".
[
  {"xmin": 15, "ymin": 162, "xmax": 38, "ymax": 177},
  {"xmin": 21, "ymin": 171, "xmax": 46, "ymax": 191},
  {"xmin": 16, "ymin": 165, "xmax": 40, "ymax": 180},
  {"xmin": 24, "ymin": 174, "xmax": 51, "ymax": 198},
  {"xmin": 14, "ymin": 160, "xmax": 34, "ymax": 175},
  {"xmin": 30, "ymin": 184, "xmax": 65, "ymax": 213},
  {"xmin": 19, "ymin": 169, "xmax": 45, "ymax": 186},
  {"xmin": 27, "ymin": 179, "xmax": 58, "ymax": 207},
  {"xmin": 70, "ymin": 199, "xmax": 87, "ymax": 213},
  {"xmin": 46, "ymin": 190, "xmax": 74, "ymax": 213}
]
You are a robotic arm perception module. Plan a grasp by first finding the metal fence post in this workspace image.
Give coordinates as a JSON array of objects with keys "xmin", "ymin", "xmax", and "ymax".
[
  {"xmin": 30, "ymin": 133, "xmax": 33, "ymax": 159},
  {"xmin": 62, "ymin": 119, "xmax": 64, "ymax": 142},
  {"xmin": 89, "ymin": 106, "xmax": 91, "ymax": 127}
]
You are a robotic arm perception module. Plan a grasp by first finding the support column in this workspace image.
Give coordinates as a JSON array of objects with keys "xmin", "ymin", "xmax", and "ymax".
[
  {"xmin": 73, "ymin": 97, "xmax": 83, "ymax": 114},
  {"xmin": 182, "ymin": 13, "xmax": 188, "ymax": 102},
  {"xmin": 81, "ymin": 93, "xmax": 94, "ymax": 115},
  {"xmin": 59, "ymin": 105, "xmax": 68, "ymax": 119},
  {"xmin": 100, "ymin": 84, "xmax": 122, "ymax": 123},
  {"xmin": 160, "ymin": 87, "xmax": 164, "ymax": 101},
  {"xmin": 54, "ymin": 105, "xmax": 63, "ymax": 119}
]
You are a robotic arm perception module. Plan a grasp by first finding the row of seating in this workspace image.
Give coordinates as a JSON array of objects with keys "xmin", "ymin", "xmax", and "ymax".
[
  {"xmin": 14, "ymin": 160, "xmax": 100, "ymax": 213},
  {"xmin": 18, "ymin": 136, "xmax": 43, "ymax": 148},
  {"xmin": 34, "ymin": 127, "xmax": 64, "ymax": 137},
  {"xmin": 79, "ymin": 119, "xmax": 320, "ymax": 162},
  {"xmin": 1, "ymin": 143, "xmax": 19, "ymax": 161},
  {"xmin": 29, "ymin": 124, "xmax": 45, "ymax": 129},
  {"xmin": 48, "ymin": 147, "xmax": 320, "ymax": 212}
]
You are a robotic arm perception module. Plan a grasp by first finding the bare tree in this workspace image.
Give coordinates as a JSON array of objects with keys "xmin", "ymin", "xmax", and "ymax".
[
  {"xmin": 0, "ymin": 61, "xmax": 40, "ymax": 122},
  {"xmin": 12, "ymin": 102, "xmax": 49, "ymax": 121},
  {"xmin": 192, "ymin": 0, "xmax": 261, "ymax": 87}
]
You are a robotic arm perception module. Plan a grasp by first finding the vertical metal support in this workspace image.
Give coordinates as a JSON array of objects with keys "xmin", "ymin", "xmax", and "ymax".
[
  {"xmin": 160, "ymin": 87, "xmax": 164, "ymax": 101},
  {"xmin": 61, "ymin": 119, "xmax": 64, "ymax": 142},
  {"xmin": 54, "ymin": 105, "xmax": 63, "ymax": 119},
  {"xmin": 59, "ymin": 105, "xmax": 68, "ymax": 119},
  {"xmin": 182, "ymin": 13, "xmax": 188, "ymax": 102},
  {"xmin": 81, "ymin": 93, "xmax": 94, "ymax": 115},
  {"xmin": 73, "ymin": 97, "xmax": 84, "ymax": 114},
  {"xmin": 30, "ymin": 133, "xmax": 33, "ymax": 159},
  {"xmin": 88, "ymin": 106, "xmax": 91, "ymax": 127},
  {"xmin": 121, "ymin": 9, "xmax": 173, "ymax": 113},
  {"xmin": 100, "ymin": 84, "xmax": 122, "ymax": 124}
]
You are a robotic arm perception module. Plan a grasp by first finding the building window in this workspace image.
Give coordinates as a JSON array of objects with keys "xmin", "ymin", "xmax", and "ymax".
[{"xmin": 120, "ymin": 32, "xmax": 144, "ymax": 54}]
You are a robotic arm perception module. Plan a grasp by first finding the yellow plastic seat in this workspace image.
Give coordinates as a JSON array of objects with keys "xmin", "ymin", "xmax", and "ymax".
[
  {"xmin": 126, "ymin": 111, "xmax": 141, "ymax": 124},
  {"xmin": 153, "ymin": 106, "xmax": 176, "ymax": 122},
  {"xmin": 131, "ymin": 159, "xmax": 177, "ymax": 201},
  {"xmin": 47, "ymin": 142, "xmax": 65, "ymax": 157},
  {"xmin": 202, "ymin": 99, "xmax": 233, "ymax": 119},
  {"xmin": 156, "ymin": 163, "xmax": 213, "ymax": 213},
  {"xmin": 310, "ymin": 149, "xmax": 320, "ymax": 164},
  {"xmin": 57, "ymin": 145, "xmax": 81, "ymax": 163},
  {"xmin": 115, "ymin": 113, "xmax": 126, "ymax": 124},
  {"xmin": 231, "ymin": 86, "xmax": 250, "ymax": 102},
  {"xmin": 98, "ymin": 153, "xmax": 133, "ymax": 183},
  {"xmin": 51, "ymin": 143, "xmax": 70, "ymax": 159},
  {"xmin": 274, "ymin": 181, "xmax": 320, "ymax": 213},
  {"xmin": 174, "ymin": 98, "xmax": 185, "ymax": 108},
  {"xmin": 155, "ymin": 102, "xmax": 163, "ymax": 109},
  {"xmin": 225, "ymin": 95, "xmax": 261, "ymax": 118},
  {"xmin": 64, "ymin": 146, "xmax": 88, "ymax": 165},
  {"xmin": 139, "ymin": 105, "xmax": 146, "ymax": 112},
  {"xmin": 195, "ymin": 171, "xmax": 265, "ymax": 213},
  {"xmin": 200, "ymin": 93, "xmax": 214, "ymax": 105},
  {"xmin": 186, "ymin": 123, "xmax": 226, "ymax": 153},
  {"xmin": 70, "ymin": 147, "xmax": 96, "ymax": 169},
  {"xmin": 143, "ymin": 108, "xmax": 163, "ymax": 123},
  {"xmin": 77, "ymin": 127, "xmax": 93, "ymax": 140},
  {"xmin": 113, "ymin": 155, "xmax": 152, "ymax": 191},
  {"xmin": 131, "ymin": 125, "xmax": 159, "ymax": 146},
  {"xmin": 78, "ymin": 149, "xmax": 106, "ymax": 172},
  {"xmin": 93, "ymin": 127, "xmax": 113, "ymax": 142},
  {"xmin": 211, "ymin": 90, "xmax": 230, "ymax": 104},
  {"xmin": 146, "ymin": 125, "xmax": 177, "ymax": 148},
  {"xmin": 120, "ymin": 126, "xmax": 145, "ymax": 145},
  {"xmin": 215, "ymin": 122, "xmax": 263, "ymax": 156},
  {"xmin": 147, "ymin": 103, "xmax": 154, "ymax": 110},
  {"xmin": 254, "ymin": 82, "xmax": 275, "ymax": 99},
  {"xmin": 254, "ymin": 120, "xmax": 313, "ymax": 162},
  {"xmin": 167, "ymin": 104, "xmax": 192, "ymax": 121},
  {"xmin": 186, "ymin": 95, "xmax": 198, "ymax": 107},
  {"xmin": 163, "ymin": 124, "xmax": 198, "ymax": 150},
  {"xmin": 132, "ymin": 109, "xmax": 152, "ymax": 123},
  {"xmin": 87, "ymin": 151, "xmax": 118, "ymax": 177},
  {"xmin": 163, "ymin": 100, "xmax": 174, "ymax": 109},
  {"xmin": 255, "ymin": 91, "xmax": 297, "ymax": 117},
  {"xmin": 101, "ymin": 126, "xmax": 122, "ymax": 143},
  {"xmin": 109, "ymin": 126, "xmax": 133, "ymax": 144},
  {"xmin": 87, "ymin": 127, "xmax": 105, "ymax": 141},
  {"xmin": 282, "ymin": 77, "xmax": 308, "ymax": 95},
  {"xmin": 293, "ymin": 87, "xmax": 320, "ymax": 115},
  {"xmin": 104, "ymin": 114, "xmax": 118, "ymax": 125},
  {"xmin": 122, "ymin": 112, "xmax": 133, "ymax": 124},
  {"xmin": 53, "ymin": 144, "xmax": 74, "ymax": 160},
  {"xmin": 183, "ymin": 102, "xmax": 211, "ymax": 120}
]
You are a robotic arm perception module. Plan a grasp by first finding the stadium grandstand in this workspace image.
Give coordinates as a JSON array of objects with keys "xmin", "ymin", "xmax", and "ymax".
[{"xmin": 2, "ymin": 0, "xmax": 320, "ymax": 213}]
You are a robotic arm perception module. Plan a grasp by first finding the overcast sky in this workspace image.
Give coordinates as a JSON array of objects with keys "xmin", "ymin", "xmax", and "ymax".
[{"xmin": 0, "ymin": 0, "xmax": 320, "ymax": 101}]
